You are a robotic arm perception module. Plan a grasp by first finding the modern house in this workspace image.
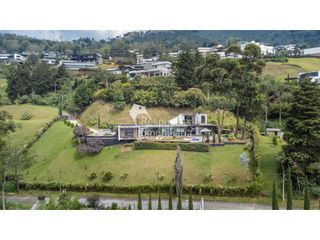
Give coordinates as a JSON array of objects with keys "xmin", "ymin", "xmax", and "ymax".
[
  {"xmin": 127, "ymin": 54, "xmax": 172, "ymax": 79},
  {"xmin": 71, "ymin": 53, "xmax": 103, "ymax": 64},
  {"xmin": 117, "ymin": 113, "xmax": 220, "ymax": 141}
]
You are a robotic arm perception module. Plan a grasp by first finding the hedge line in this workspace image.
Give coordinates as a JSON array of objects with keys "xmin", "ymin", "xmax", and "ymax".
[
  {"xmin": 22, "ymin": 116, "xmax": 59, "ymax": 152},
  {"xmin": 19, "ymin": 181, "xmax": 262, "ymax": 197},
  {"xmin": 134, "ymin": 141, "xmax": 209, "ymax": 152}
]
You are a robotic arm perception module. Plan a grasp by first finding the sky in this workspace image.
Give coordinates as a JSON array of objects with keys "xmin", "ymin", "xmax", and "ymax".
[{"xmin": 0, "ymin": 30, "xmax": 130, "ymax": 41}]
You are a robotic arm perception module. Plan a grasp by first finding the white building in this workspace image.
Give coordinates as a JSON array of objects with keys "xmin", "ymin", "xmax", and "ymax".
[
  {"xmin": 301, "ymin": 47, "xmax": 320, "ymax": 57},
  {"xmin": 239, "ymin": 41, "xmax": 275, "ymax": 55},
  {"xmin": 169, "ymin": 113, "xmax": 207, "ymax": 125},
  {"xmin": 128, "ymin": 54, "xmax": 172, "ymax": 79},
  {"xmin": 298, "ymin": 71, "xmax": 320, "ymax": 83}
]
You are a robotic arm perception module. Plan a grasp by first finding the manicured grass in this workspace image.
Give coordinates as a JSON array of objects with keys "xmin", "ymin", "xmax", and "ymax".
[
  {"xmin": 259, "ymin": 135, "xmax": 283, "ymax": 194},
  {"xmin": 0, "ymin": 104, "xmax": 58, "ymax": 146},
  {"xmin": 262, "ymin": 57, "xmax": 320, "ymax": 81},
  {"xmin": 24, "ymin": 121, "xmax": 251, "ymax": 186},
  {"xmin": 80, "ymin": 100, "xmax": 238, "ymax": 127}
]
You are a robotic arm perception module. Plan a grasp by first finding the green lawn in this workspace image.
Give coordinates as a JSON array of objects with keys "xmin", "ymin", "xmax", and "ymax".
[
  {"xmin": 259, "ymin": 135, "xmax": 283, "ymax": 194},
  {"xmin": 262, "ymin": 57, "xmax": 320, "ymax": 81},
  {"xmin": 24, "ymin": 121, "xmax": 251, "ymax": 186},
  {"xmin": 0, "ymin": 104, "xmax": 58, "ymax": 146},
  {"xmin": 81, "ymin": 100, "xmax": 238, "ymax": 127}
]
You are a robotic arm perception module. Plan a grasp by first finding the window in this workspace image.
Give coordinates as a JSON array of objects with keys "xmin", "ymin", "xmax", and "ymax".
[{"xmin": 201, "ymin": 115, "xmax": 206, "ymax": 123}]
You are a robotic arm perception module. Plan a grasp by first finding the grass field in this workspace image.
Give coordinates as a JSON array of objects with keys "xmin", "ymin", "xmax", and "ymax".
[
  {"xmin": 262, "ymin": 57, "xmax": 320, "ymax": 81},
  {"xmin": 24, "ymin": 121, "xmax": 251, "ymax": 186},
  {"xmin": 80, "ymin": 100, "xmax": 238, "ymax": 127},
  {"xmin": 24, "ymin": 121, "xmax": 283, "ymax": 191},
  {"xmin": 259, "ymin": 136, "xmax": 283, "ymax": 194},
  {"xmin": 0, "ymin": 104, "xmax": 58, "ymax": 146}
]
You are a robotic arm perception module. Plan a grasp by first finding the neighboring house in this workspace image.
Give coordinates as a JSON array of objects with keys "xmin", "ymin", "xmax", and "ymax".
[
  {"xmin": 298, "ymin": 71, "xmax": 320, "ymax": 83},
  {"xmin": 168, "ymin": 50, "xmax": 183, "ymax": 58},
  {"xmin": 0, "ymin": 53, "xmax": 25, "ymax": 64},
  {"xmin": 71, "ymin": 53, "xmax": 103, "ymax": 64},
  {"xmin": 300, "ymin": 47, "xmax": 320, "ymax": 57},
  {"xmin": 239, "ymin": 41, "xmax": 275, "ymax": 55},
  {"xmin": 127, "ymin": 54, "xmax": 172, "ymax": 79},
  {"xmin": 59, "ymin": 60, "xmax": 97, "ymax": 70},
  {"xmin": 41, "ymin": 58, "xmax": 56, "ymax": 65}
]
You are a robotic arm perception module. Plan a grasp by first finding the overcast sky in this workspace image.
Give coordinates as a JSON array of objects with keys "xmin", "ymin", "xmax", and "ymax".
[{"xmin": 0, "ymin": 30, "xmax": 130, "ymax": 41}]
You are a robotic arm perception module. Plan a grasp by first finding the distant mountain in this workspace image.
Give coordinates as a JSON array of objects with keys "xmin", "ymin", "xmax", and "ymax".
[{"xmin": 122, "ymin": 30, "xmax": 320, "ymax": 48}]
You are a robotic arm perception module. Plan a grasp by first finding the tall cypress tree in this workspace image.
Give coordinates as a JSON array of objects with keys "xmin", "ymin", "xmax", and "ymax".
[
  {"xmin": 128, "ymin": 204, "xmax": 132, "ymax": 210},
  {"xmin": 157, "ymin": 191, "xmax": 162, "ymax": 210},
  {"xmin": 168, "ymin": 184, "xmax": 173, "ymax": 210},
  {"xmin": 188, "ymin": 189, "xmax": 193, "ymax": 210},
  {"xmin": 272, "ymin": 180, "xmax": 279, "ymax": 210},
  {"xmin": 304, "ymin": 176, "xmax": 310, "ymax": 210},
  {"xmin": 137, "ymin": 189, "xmax": 142, "ymax": 210},
  {"xmin": 177, "ymin": 195, "xmax": 182, "ymax": 210},
  {"xmin": 148, "ymin": 195, "xmax": 152, "ymax": 210},
  {"xmin": 287, "ymin": 167, "xmax": 293, "ymax": 210},
  {"xmin": 175, "ymin": 145, "xmax": 183, "ymax": 196}
]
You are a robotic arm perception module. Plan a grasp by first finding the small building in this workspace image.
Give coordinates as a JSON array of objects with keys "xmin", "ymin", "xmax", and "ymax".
[{"xmin": 266, "ymin": 128, "xmax": 283, "ymax": 138}]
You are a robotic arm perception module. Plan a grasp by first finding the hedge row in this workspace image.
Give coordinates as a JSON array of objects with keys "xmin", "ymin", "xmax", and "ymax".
[
  {"xmin": 22, "ymin": 116, "xmax": 60, "ymax": 152},
  {"xmin": 134, "ymin": 141, "xmax": 209, "ymax": 152},
  {"xmin": 19, "ymin": 181, "xmax": 262, "ymax": 197}
]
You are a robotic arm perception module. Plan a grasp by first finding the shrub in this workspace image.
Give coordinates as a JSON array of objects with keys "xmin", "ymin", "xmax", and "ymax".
[
  {"xmin": 20, "ymin": 111, "xmax": 33, "ymax": 120},
  {"xmin": 134, "ymin": 141, "xmax": 209, "ymax": 152},
  {"xmin": 76, "ymin": 143, "xmax": 88, "ymax": 155},
  {"xmin": 113, "ymin": 101, "xmax": 126, "ymax": 110},
  {"xmin": 86, "ymin": 138, "xmax": 105, "ymax": 154},
  {"xmin": 88, "ymin": 172, "xmax": 97, "ymax": 180},
  {"xmin": 272, "ymin": 135, "xmax": 278, "ymax": 146},
  {"xmin": 204, "ymin": 173, "xmax": 214, "ymax": 183},
  {"xmin": 102, "ymin": 171, "xmax": 113, "ymax": 182},
  {"xmin": 120, "ymin": 172, "xmax": 128, "ymax": 180}
]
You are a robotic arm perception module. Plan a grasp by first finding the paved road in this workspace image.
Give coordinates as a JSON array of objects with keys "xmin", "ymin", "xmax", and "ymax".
[{"xmin": 5, "ymin": 196, "xmax": 271, "ymax": 210}]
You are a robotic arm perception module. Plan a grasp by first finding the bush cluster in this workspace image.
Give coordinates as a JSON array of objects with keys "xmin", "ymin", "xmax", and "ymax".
[
  {"xmin": 134, "ymin": 141, "xmax": 209, "ymax": 152},
  {"xmin": 20, "ymin": 111, "xmax": 33, "ymax": 120}
]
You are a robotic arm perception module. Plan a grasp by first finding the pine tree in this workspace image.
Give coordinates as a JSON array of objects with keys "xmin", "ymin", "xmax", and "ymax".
[
  {"xmin": 137, "ymin": 189, "xmax": 142, "ymax": 210},
  {"xmin": 128, "ymin": 204, "xmax": 132, "ymax": 210},
  {"xmin": 148, "ymin": 195, "xmax": 152, "ymax": 210},
  {"xmin": 188, "ymin": 189, "xmax": 193, "ymax": 210},
  {"xmin": 272, "ymin": 180, "xmax": 279, "ymax": 210},
  {"xmin": 177, "ymin": 195, "xmax": 182, "ymax": 210},
  {"xmin": 304, "ymin": 176, "xmax": 310, "ymax": 210},
  {"xmin": 168, "ymin": 184, "xmax": 173, "ymax": 210},
  {"xmin": 287, "ymin": 167, "xmax": 293, "ymax": 210},
  {"xmin": 282, "ymin": 78, "xmax": 320, "ymax": 187},
  {"xmin": 157, "ymin": 191, "xmax": 162, "ymax": 210}
]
